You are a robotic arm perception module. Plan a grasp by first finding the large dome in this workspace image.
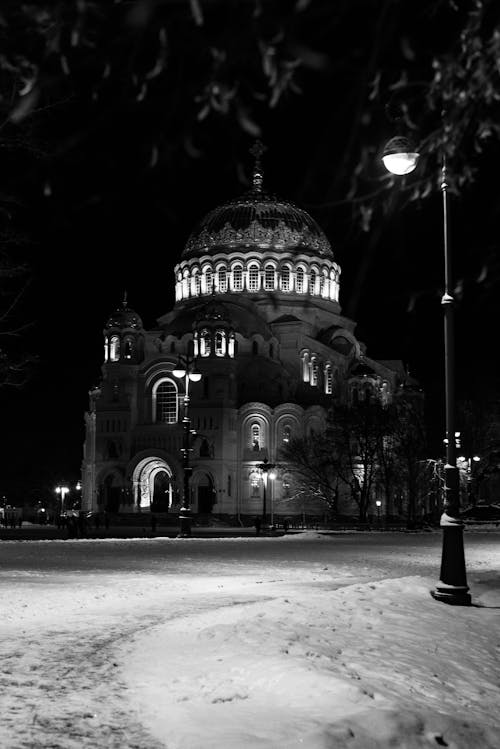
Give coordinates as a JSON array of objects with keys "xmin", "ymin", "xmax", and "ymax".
[{"xmin": 183, "ymin": 188, "xmax": 333, "ymax": 260}]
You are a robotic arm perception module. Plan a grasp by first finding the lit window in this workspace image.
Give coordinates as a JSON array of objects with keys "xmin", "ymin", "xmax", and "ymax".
[
  {"xmin": 154, "ymin": 380, "xmax": 178, "ymax": 424},
  {"xmin": 310, "ymin": 357, "xmax": 319, "ymax": 386},
  {"xmin": 123, "ymin": 338, "xmax": 133, "ymax": 360},
  {"xmin": 251, "ymin": 473, "xmax": 260, "ymax": 496},
  {"xmin": 104, "ymin": 337, "xmax": 109, "ymax": 361},
  {"xmin": 302, "ymin": 352, "xmax": 310, "ymax": 382},
  {"xmin": 218, "ymin": 267, "xmax": 227, "ymax": 292},
  {"xmin": 282, "ymin": 425, "xmax": 291, "ymax": 444},
  {"xmin": 322, "ymin": 271, "xmax": 329, "ymax": 298},
  {"xmin": 200, "ymin": 329, "xmax": 211, "ymax": 357},
  {"xmin": 228, "ymin": 333, "xmax": 235, "ymax": 358},
  {"xmin": 193, "ymin": 272, "xmax": 201, "ymax": 296},
  {"xmin": 281, "ymin": 266, "xmax": 290, "ymax": 292},
  {"xmin": 264, "ymin": 265, "xmax": 274, "ymax": 291},
  {"xmin": 110, "ymin": 336, "xmax": 120, "ymax": 362},
  {"xmin": 251, "ymin": 423, "xmax": 261, "ymax": 450},
  {"xmin": 233, "ymin": 266, "xmax": 243, "ymax": 291},
  {"xmin": 248, "ymin": 265, "xmax": 259, "ymax": 291},
  {"xmin": 204, "ymin": 268, "xmax": 213, "ymax": 294},
  {"xmin": 215, "ymin": 330, "xmax": 225, "ymax": 356},
  {"xmin": 325, "ymin": 365, "xmax": 333, "ymax": 394},
  {"xmin": 296, "ymin": 267, "xmax": 304, "ymax": 293},
  {"xmin": 310, "ymin": 270, "xmax": 316, "ymax": 295}
]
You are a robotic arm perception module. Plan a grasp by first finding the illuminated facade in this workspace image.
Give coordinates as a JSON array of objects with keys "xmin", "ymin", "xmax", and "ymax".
[{"xmin": 82, "ymin": 162, "xmax": 408, "ymax": 519}]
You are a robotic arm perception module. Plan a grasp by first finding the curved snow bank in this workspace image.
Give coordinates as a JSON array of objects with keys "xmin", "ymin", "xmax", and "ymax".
[{"xmin": 122, "ymin": 575, "xmax": 500, "ymax": 748}]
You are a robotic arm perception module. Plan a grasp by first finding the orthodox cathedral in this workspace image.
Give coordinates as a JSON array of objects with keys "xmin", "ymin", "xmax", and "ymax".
[{"xmin": 81, "ymin": 149, "xmax": 410, "ymax": 521}]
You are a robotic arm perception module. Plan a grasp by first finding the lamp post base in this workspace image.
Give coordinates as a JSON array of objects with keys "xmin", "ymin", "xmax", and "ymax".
[
  {"xmin": 430, "ymin": 516, "xmax": 471, "ymax": 606},
  {"xmin": 430, "ymin": 585, "xmax": 471, "ymax": 606},
  {"xmin": 177, "ymin": 506, "xmax": 192, "ymax": 538}
]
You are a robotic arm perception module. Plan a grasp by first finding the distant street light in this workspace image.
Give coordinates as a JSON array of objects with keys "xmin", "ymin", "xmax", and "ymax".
[
  {"xmin": 55, "ymin": 485, "xmax": 70, "ymax": 514},
  {"xmin": 382, "ymin": 132, "xmax": 471, "ymax": 605},
  {"xmin": 173, "ymin": 355, "xmax": 202, "ymax": 538},
  {"xmin": 375, "ymin": 499, "xmax": 382, "ymax": 525},
  {"xmin": 458, "ymin": 455, "xmax": 481, "ymax": 505}
]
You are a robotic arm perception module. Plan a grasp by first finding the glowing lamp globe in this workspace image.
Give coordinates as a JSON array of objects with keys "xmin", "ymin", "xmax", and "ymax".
[{"xmin": 382, "ymin": 136, "xmax": 420, "ymax": 175}]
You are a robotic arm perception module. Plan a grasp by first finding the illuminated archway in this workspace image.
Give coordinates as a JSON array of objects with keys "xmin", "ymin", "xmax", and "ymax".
[{"xmin": 131, "ymin": 457, "xmax": 175, "ymax": 512}]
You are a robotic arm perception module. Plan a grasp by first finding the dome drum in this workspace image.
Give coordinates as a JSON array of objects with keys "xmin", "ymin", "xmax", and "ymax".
[{"xmin": 174, "ymin": 254, "xmax": 340, "ymax": 303}]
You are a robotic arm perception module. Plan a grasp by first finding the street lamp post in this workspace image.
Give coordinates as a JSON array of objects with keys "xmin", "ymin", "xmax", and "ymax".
[
  {"xmin": 375, "ymin": 499, "xmax": 382, "ymax": 526},
  {"xmin": 257, "ymin": 458, "xmax": 276, "ymax": 526},
  {"xmin": 173, "ymin": 355, "xmax": 202, "ymax": 538},
  {"xmin": 55, "ymin": 485, "xmax": 69, "ymax": 515},
  {"xmin": 382, "ymin": 136, "xmax": 471, "ymax": 605}
]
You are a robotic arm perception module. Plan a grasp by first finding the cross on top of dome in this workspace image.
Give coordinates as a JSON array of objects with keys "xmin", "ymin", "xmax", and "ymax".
[{"xmin": 249, "ymin": 140, "xmax": 267, "ymax": 193}]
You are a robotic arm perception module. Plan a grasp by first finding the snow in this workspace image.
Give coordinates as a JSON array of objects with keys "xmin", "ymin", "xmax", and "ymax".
[{"xmin": 1, "ymin": 531, "xmax": 499, "ymax": 748}]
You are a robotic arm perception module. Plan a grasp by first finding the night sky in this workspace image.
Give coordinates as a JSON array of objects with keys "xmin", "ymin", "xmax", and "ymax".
[{"xmin": 0, "ymin": 1, "xmax": 498, "ymax": 505}]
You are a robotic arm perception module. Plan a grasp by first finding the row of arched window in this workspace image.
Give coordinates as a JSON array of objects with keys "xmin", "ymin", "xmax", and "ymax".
[
  {"xmin": 175, "ymin": 259, "xmax": 340, "ymax": 302},
  {"xmin": 105, "ymin": 335, "xmax": 136, "ymax": 362},
  {"xmin": 301, "ymin": 352, "xmax": 336, "ymax": 395},
  {"xmin": 249, "ymin": 422, "xmax": 293, "ymax": 451}
]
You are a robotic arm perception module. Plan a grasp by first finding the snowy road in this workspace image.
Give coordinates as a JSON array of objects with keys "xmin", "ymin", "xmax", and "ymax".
[{"xmin": 1, "ymin": 531, "xmax": 499, "ymax": 748}]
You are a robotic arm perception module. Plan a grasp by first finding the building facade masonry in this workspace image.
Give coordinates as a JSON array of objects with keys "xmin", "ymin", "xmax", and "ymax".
[{"xmin": 81, "ymin": 156, "xmax": 412, "ymax": 521}]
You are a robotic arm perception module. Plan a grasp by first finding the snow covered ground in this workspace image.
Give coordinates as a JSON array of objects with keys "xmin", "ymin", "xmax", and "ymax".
[{"xmin": 0, "ymin": 531, "xmax": 499, "ymax": 748}]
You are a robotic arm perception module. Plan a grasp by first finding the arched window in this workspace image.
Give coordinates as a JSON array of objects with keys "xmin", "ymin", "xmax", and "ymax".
[
  {"xmin": 296, "ymin": 267, "xmax": 305, "ymax": 293},
  {"xmin": 109, "ymin": 336, "xmax": 120, "ymax": 362},
  {"xmin": 218, "ymin": 266, "xmax": 227, "ymax": 292},
  {"xmin": 200, "ymin": 329, "xmax": 211, "ymax": 357},
  {"xmin": 228, "ymin": 333, "xmax": 235, "ymax": 358},
  {"xmin": 325, "ymin": 365, "xmax": 333, "ymax": 394},
  {"xmin": 123, "ymin": 337, "xmax": 133, "ymax": 360},
  {"xmin": 281, "ymin": 266, "xmax": 290, "ymax": 292},
  {"xmin": 252, "ymin": 340, "xmax": 259, "ymax": 356},
  {"xmin": 182, "ymin": 270, "xmax": 189, "ymax": 298},
  {"xmin": 248, "ymin": 264, "xmax": 259, "ymax": 291},
  {"xmin": 264, "ymin": 264, "xmax": 275, "ymax": 291},
  {"xmin": 321, "ymin": 270, "xmax": 329, "ymax": 298},
  {"xmin": 233, "ymin": 265, "xmax": 243, "ymax": 291},
  {"xmin": 310, "ymin": 269, "xmax": 316, "ymax": 295},
  {"xmin": 319, "ymin": 273, "xmax": 325, "ymax": 297},
  {"xmin": 215, "ymin": 330, "xmax": 225, "ymax": 357},
  {"xmin": 204, "ymin": 267, "xmax": 213, "ymax": 294},
  {"xmin": 153, "ymin": 379, "xmax": 178, "ymax": 424},
  {"xmin": 251, "ymin": 423, "xmax": 261, "ymax": 450},
  {"xmin": 302, "ymin": 352, "xmax": 310, "ymax": 382},
  {"xmin": 310, "ymin": 356, "xmax": 319, "ymax": 386},
  {"xmin": 193, "ymin": 271, "xmax": 201, "ymax": 296},
  {"xmin": 282, "ymin": 425, "xmax": 292, "ymax": 444},
  {"xmin": 104, "ymin": 338, "xmax": 109, "ymax": 362}
]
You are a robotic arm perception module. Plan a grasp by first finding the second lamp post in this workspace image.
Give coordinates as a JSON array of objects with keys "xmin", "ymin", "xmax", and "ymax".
[
  {"xmin": 173, "ymin": 356, "xmax": 202, "ymax": 537},
  {"xmin": 382, "ymin": 135, "xmax": 471, "ymax": 605}
]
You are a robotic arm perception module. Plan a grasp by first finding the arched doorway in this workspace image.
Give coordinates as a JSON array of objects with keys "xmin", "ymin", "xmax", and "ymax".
[
  {"xmin": 196, "ymin": 473, "xmax": 215, "ymax": 514},
  {"xmin": 132, "ymin": 457, "xmax": 175, "ymax": 513}
]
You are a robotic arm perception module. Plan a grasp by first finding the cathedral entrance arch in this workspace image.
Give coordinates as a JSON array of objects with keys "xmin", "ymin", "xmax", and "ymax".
[
  {"xmin": 132, "ymin": 457, "xmax": 175, "ymax": 513},
  {"xmin": 196, "ymin": 473, "xmax": 215, "ymax": 514}
]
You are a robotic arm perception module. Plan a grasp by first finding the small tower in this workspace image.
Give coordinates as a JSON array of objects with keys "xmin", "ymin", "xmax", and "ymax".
[{"xmin": 103, "ymin": 293, "xmax": 144, "ymax": 365}]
